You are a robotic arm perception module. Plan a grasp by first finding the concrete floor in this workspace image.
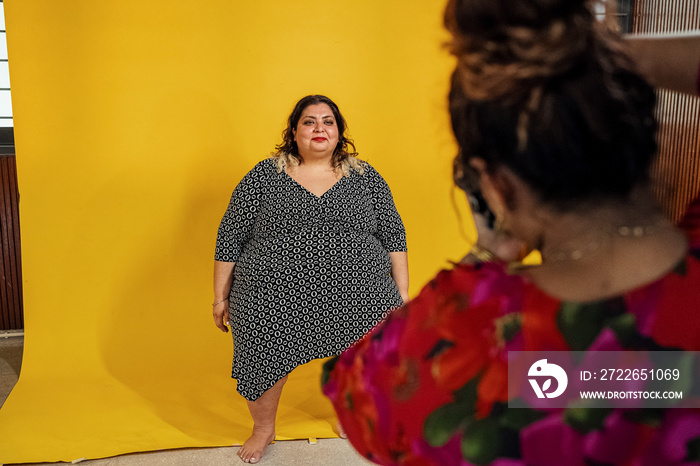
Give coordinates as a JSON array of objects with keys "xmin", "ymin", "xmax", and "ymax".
[{"xmin": 0, "ymin": 335, "xmax": 374, "ymax": 466}]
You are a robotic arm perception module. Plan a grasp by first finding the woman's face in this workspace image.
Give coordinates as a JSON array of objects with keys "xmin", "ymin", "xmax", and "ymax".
[{"xmin": 293, "ymin": 103, "xmax": 340, "ymax": 160}]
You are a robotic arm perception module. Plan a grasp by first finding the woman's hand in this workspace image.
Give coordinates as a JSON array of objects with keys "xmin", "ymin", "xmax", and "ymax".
[
  {"xmin": 389, "ymin": 251, "xmax": 409, "ymax": 304},
  {"xmin": 626, "ymin": 34, "xmax": 700, "ymax": 96},
  {"xmin": 213, "ymin": 260, "xmax": 235, "ymax": 333},
  {"xmin": 213, "ymin": 301, "xmax": 229, "ymax": 333}
]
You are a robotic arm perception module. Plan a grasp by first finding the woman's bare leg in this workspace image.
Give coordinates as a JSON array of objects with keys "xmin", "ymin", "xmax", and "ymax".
[{"xmin": 237, "ymin": 375, "xmax": 288, "ymax": 464}]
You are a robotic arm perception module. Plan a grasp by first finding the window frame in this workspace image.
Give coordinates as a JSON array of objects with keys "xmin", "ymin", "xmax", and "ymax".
[{"xmin": 0, "ymin": 0, "xmax": 13, "ymax": 151}]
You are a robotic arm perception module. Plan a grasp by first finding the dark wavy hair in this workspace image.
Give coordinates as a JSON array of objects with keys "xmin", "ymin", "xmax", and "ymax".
[
  {"xmin": 274, "ymin": 95, "xmax": 358, "ymax": 170},
  {"xmin": 445, "ymin": 0, "xmax": 657, "ymax": 211}
]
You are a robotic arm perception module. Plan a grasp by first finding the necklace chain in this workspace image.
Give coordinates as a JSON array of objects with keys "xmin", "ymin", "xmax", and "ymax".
[{"xmin": 542, "ymin": 221, "xmax": 665, "ymax": 263}]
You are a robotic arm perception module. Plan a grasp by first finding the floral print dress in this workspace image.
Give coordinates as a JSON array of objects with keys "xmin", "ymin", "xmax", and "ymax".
[{"xmin": 323, "ymin": 199, "xmax": 700, "ymax": 466}]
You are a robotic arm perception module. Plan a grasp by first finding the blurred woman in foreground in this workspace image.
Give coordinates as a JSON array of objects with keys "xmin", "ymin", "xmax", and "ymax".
[{"xmin": 323, "ymin": 0, "xmax": 700, "ymax": 464}]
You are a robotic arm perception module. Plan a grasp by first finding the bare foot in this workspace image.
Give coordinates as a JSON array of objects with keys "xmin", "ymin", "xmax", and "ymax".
[
  {"xmin": 237, "ymin": 427, "xmax": 275, "ymax": 463},
  {"xmin": 337, "ymin": 420, "xmax": 348, "ymax": 439}
]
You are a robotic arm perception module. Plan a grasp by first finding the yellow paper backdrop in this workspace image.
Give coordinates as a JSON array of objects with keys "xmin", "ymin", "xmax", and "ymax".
[{"xmin": 0, "ymin": 0, "xmax": 475, "ymax": 463}]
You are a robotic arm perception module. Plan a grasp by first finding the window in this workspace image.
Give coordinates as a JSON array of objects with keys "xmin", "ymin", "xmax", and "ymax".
[
  {"xmin": 0, "ymin": 0, "xmax": 13, "ymax": 153},
  {"xmin": 596, "ymin": 0, "xmax": 635, "ymax": 33}
]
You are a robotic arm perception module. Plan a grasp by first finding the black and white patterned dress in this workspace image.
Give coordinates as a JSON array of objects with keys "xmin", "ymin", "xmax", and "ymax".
[{"xmin": 215, "ymin": 157, "xmax": 407, "ymax": 401}]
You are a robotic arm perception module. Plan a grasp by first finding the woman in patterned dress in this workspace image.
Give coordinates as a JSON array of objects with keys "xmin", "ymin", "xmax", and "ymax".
[
  {"xmin": 323, "ymin": 1, "xmax": 700, "ymax": 465},
  {"xmin": 213, "ymin": 94, "xmax": 409, "ymax": 463}
]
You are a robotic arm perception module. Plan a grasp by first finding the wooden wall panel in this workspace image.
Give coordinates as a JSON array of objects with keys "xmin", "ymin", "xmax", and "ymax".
[
  {"xmin": 0, "ymin": 154, "xmax": 23, "ymax": 330},
  {"xmin": 633, "ymin": 0, "xmax": 700, "ymax": 221}
]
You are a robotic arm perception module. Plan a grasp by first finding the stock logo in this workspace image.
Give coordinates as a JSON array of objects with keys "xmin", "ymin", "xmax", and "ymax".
[{"xmin": 528, "ymin": 359, "xmax": 568, "ymax": 399}]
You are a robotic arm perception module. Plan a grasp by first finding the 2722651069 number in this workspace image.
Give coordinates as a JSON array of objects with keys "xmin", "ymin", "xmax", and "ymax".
[{"xmin": 598, "ymin": 368, "xmax": 680, "ymax": 381}]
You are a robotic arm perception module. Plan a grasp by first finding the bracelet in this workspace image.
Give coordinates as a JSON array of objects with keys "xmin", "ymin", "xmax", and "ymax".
[
  {"xmin": 469, "ymin": 244, "xmax": 496, "ymax": 262},
  {"xmin": 212, "ymin": 297, "xmax": 229, "ymax": 306}
]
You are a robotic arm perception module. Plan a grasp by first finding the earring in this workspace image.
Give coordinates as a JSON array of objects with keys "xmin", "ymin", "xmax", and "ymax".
[{"xmin": 493, "ymin": 211, "xmax": 504, "ymax": 235}]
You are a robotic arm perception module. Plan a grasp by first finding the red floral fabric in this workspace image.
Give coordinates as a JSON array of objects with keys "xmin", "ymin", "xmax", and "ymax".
[{"xmin": 324, "ymin": 197, "xmax": 700, "ymax": 465}]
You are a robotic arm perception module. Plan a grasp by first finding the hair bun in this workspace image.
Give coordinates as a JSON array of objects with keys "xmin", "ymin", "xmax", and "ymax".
[
  {"xmin": 445, "ymin": 0, "xmax": 597, "ymax": 100},
  {"xmin": 449, "ymin": 0, "xmax": 589, "ymax": 33}
]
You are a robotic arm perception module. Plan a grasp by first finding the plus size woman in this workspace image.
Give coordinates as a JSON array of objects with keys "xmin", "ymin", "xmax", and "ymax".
[{"xmin": 213, "ymin": 94, "xmax": 408, "ymax": 463}]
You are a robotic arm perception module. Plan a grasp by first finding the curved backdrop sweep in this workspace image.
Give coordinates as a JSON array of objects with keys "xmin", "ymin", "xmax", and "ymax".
[{"xmin": 0, "ymin": 0, "xmax": 474, "ymax": 462}]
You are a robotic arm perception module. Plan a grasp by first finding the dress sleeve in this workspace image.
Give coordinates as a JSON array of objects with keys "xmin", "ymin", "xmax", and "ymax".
[
  {"xmin": 214, "ymin": 164, "xmax": 262, "ymax": 262},
  {"xmin": 367, "ymin": 166, "xmax": 407, "ymax": 252},
  {"xmin": 676, "ymin": 192, "xmax": 700, "ymax": 249}
]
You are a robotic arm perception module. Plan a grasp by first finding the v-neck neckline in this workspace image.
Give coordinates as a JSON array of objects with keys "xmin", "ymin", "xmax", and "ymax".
[{"xmin": 284, "ymin": 169, "xmax": 345, "ymax": 199}]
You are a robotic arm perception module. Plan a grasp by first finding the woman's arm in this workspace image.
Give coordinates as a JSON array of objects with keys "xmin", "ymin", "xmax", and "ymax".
[
  {"xmin": 626, "ymin": 33, "xmax": 700, "ymax": 96},
  {"xmin": 389, "ymin": 251, "xmax": 409, "ymax": 303},
  {"xmin": 213, "ymin": 260, "xmax": 235, "ymax": 333},
  {"xmin": 213, "ymin": 163, "xmax": 265, "ymax": 332}
]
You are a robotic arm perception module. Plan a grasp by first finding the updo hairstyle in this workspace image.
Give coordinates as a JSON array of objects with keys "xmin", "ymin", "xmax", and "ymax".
[{"xmin": 446, "ymin": 0, "xmax": 658, "ymax": 210}]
